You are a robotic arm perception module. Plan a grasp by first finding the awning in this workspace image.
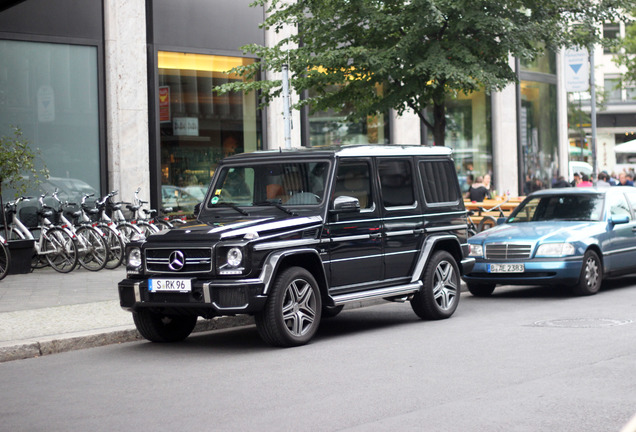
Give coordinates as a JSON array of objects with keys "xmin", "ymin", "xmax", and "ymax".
[
  {"xmin": 569, "ymin": 146, "xmax": 591, "ymax": 156},
  {"xmin": 614, "ymin": 139, "xmax": 636, "ymax": 154}
]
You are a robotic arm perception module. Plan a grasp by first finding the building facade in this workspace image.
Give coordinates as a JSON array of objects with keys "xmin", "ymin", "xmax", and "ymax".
[{"xmin": 0, "ymin": 0, "xmax": 568, "ymax": 213}]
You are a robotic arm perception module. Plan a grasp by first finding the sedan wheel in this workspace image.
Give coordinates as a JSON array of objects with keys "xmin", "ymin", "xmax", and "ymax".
[{"xmin": 572, "ymin": 250, "xmax": 602, "ymax": 296}]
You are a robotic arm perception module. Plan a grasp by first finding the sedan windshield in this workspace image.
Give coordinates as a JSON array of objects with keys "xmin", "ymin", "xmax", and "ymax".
[
  {"xmin": 208, "ymin": 161, "xmax": 329, "ymax": 208},
  {"xmin": 508, "ymin": 194, "xmax": 604, "ymax": 223}
]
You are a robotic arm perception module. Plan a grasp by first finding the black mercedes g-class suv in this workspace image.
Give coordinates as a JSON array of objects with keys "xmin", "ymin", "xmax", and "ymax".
[{"xmin": 118, "ymin": 145, "xmax": 474, "ymax": 347}]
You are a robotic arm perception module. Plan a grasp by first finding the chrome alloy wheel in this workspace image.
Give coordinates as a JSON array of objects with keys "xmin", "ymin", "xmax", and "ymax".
[
  {"xmin": 282, "ymin": 278, "xmax": 318, "ymax": 337},
  {"xmin": 583, "ymin": 255, "xmax": 600, "ymax": 290},
  {"xmin": 433, "ymin": 260, "xmax": 459, "ymax": 311}
]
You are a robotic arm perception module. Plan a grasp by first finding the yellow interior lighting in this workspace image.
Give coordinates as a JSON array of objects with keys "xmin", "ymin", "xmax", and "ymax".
[{"xmin": 158, "ymin": 51, "xmax": 251, "ymax": 73}]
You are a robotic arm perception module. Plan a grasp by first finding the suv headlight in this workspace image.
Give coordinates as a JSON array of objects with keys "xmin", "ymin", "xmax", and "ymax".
[
  {"xmin": 469, "ymin": 244, "xmax": 483, "ymax": 257},
  {"xmin": 127, "ymin": 247, "xmax": 142, "ymax": 270},
  {"xmin": 227, "ymin": 247, "xmax": 243, "ymax": 268},
  {"xmin": 217, "ymin": 246, "xmax": 246, "ymax": 275},
  {"xmin": 535, "ymin": 243, "xmax": 575, "ymax": 257}
]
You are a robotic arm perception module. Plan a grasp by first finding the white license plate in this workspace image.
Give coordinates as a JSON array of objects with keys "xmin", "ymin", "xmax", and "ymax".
[
  {"xmin": 149, "ymin": 279, "xmax": 192, "ymax": 292},
  {"xmin": 488, "ymin": 263, "xmax": 525, "ymax": 273}
]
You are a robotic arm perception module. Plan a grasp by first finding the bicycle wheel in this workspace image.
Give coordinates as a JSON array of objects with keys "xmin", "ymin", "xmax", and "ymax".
[
  {"xmin": 135, "ymin": 221, "xmax": 160, "ymax": 237},
  {"xmin": 76, "ymin": 226, "xmax": 108, "ymax": 271},
  {"xmin": 153, "ymin": 219, "xmax": 173, "ymax": 231},
  {"xmin": 116, "ymin": 222, "xmax": 142, "ymax": 243},
  {"xmin": 101, "ymin": 226, "xmax": 125, "ymax": 269},
  {"xmin": 42, "ymin": 227, "xmax": 78, "ymax": 273},
  {"xmin": 0, "ymin": 241, "xmax": 10, "ymax": 281}
]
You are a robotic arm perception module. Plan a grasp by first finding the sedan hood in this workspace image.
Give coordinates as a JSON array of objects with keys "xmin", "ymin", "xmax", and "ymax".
[{"xmin": 472, "ymin": 221, "xmax": 604, "ymax": 244}]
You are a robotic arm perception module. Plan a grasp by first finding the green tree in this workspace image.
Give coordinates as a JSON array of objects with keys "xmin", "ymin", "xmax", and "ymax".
[
  {"xmin": 615, "ymin": 11, "xmax": 636, "ymax": 85},
  {"xmin": 218, "ymin": 0, "xmax": 628, "ymax": 146}
]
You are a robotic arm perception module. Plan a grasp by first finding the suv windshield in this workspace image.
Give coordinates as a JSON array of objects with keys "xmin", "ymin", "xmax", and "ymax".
[
  {"xmin": 209, "ymin": 161, "xmax": 330, "ymax": 207},
  {"xmin": 508, "ymin": 194, "xmax": 604, "ymax": 223}
]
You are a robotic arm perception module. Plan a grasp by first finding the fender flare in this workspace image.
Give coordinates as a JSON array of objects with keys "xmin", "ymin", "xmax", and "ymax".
[
  {"xmin": 410, "ymin": 234, "xmax": 462, "ymax": 283},
  {"xmin": 260, "ymin": 248, "xmax": 327, "ymax": 295}
]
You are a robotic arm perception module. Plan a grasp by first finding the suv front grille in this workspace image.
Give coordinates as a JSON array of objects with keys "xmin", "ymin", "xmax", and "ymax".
[
  {"xmin": 485, "ymin": 244, "xmax": 532, "ymax": 260},
  {"xmin": 145, "ymin": 247, "xmax": 213, "ymax": 273}
]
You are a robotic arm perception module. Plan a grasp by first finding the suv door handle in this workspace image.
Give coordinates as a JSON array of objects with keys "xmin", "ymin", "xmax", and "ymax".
[
  {"xmin": 413, "ymin": 229, "xmax": 424, "ymax": 234},
  {"xmin": 369, "ymin": 233, "xmax": 382, "ymax": 239}
]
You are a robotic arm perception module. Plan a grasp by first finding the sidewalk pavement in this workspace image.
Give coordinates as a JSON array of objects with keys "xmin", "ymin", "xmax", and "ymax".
[{"xmin": 0, "ymin": 267, "xmax": 253, "ymax": 363}]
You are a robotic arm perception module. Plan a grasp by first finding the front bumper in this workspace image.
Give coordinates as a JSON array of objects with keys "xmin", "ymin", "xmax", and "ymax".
[
  {"xmin": 461, "ymin": 257, "xmax": 583, "ymax": 286},
  {"xmin": 118, "ymin": 278, "xmax": 267, "ymax": 317}
]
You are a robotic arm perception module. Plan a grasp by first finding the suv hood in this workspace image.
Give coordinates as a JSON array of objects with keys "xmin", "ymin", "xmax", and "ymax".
[{"xmin": 145, "ymin": 215, "xmax": 323, "ymax": 243}]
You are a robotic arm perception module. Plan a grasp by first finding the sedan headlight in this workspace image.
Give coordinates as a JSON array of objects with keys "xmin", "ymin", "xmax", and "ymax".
[
  {"xmin": 128, "ymin": 247, "xmax": 142, "ymax": 268},
  {"xmin": 535, "ymin": 243, "xmax": 575, "ymax": 257},
  {"xmin": 469, "ymin": 244, "xmax": 484, "ymax": 257}
]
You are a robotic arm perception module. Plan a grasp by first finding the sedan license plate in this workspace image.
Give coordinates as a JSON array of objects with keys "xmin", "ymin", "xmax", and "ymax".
[
  {"xmin": 488, "ymin": 263, "xmax": 525, "ymax": 273},
  {"xmin": 149, "ymin": 279, "xmax": 192, "ymax": 292}
]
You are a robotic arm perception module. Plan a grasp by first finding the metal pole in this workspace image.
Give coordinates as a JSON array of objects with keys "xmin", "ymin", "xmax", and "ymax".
[
  {"xmin": 589, "ymin": 47, "xmax": 598, "ymax": 177},
  {"xmin": 282, "ymin": 64, "xmax": 292, "ymax": 149}
]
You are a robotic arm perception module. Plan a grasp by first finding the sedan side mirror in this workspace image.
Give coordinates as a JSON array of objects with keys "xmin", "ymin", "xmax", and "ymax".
[{"xmin": 610, "ymin": 215, "xmax": 630, "ymax": 225}]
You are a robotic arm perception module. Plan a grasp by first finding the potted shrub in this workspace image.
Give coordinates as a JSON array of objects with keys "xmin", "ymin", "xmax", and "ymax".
[{"xmin": 0, "ymin": 127, "xmax": 48, "ymax": 274}]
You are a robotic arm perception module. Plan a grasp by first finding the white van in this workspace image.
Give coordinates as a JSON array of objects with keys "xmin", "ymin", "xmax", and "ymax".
[{"xmin": 569, "ymin": 161, "xmax": 593, "ymax": 181}]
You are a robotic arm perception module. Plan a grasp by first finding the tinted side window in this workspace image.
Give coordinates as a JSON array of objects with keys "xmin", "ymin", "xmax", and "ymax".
[
  {"xmin": 378, "ymin": 159, "xmax": 414, "ymax": 207},
  {"xmin": 334, "ymin": 161, "xmax": 373, "ymax": 209},
  {"xmin": 419, "ymin": 160, "xmax": 460, "ymax": 204}
]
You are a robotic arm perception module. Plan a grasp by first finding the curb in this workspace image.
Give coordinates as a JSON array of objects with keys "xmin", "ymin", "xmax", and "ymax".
[{"xmin": 0, "ymin": 315, "xmax": 255, "ymax": 363}]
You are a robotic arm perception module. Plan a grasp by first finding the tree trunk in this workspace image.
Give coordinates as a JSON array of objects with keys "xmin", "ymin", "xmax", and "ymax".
[{"xmin": 432, "ymin": 100, "xmax": 446, "ymax": 147}]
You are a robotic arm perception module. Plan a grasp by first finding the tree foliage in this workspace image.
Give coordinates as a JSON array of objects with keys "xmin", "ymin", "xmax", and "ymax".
[
  {"xmin": 615, "ymin": 10, "xmax": 636, "ymax": 84},
  {"xmin": 0, "ymin": 127, "xmax": 48, "ymax": 198},
  {"xmin": 218, "ymin": 0, "xmax": 629, "ymax": 146}
]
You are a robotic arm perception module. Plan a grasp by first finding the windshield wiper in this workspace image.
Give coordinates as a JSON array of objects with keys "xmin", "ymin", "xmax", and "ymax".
[
  {"xmin": 253, "ymin": 200, "xmax": 297, "ymax": 216},
  {"xmin": 210, "ymin": 202, "xmax": 249, "ymax": 216}
]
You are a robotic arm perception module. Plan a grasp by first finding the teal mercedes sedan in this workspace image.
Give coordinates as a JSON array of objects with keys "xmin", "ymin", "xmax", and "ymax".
[{"xmin": 463, "ymin": 187, "xmax": 636, "ymax": 296}]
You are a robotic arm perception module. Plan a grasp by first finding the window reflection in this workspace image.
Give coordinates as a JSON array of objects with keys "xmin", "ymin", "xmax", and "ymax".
[{"xmin": 158, "ymin": 51, "xmax": 262, "ymax": 215}]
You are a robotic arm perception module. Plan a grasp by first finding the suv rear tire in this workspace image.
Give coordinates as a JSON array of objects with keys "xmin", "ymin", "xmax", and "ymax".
[
  {"xmin": 411, "ymin": 250, "xmax": 460, "ymax": 320},
  {"xmin": 256, "ymin": 267, "xmax": 322, "ymax": 347}
]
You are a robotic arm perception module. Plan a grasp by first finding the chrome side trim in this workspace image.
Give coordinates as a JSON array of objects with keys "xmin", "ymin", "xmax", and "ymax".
[
  {"xmin": 603, "ymin": 246, "xmax": 636, "ymax": 256},
  {"xmin": 385, "ymin": 230, "xmax": 416, "ymax": 237},
  {"xmin": 327, "ymin": 253, "xmax": 384, "ymax": 264},
  {"xmin": 425, "ymin": 224, "xmax": 467, "ymax": 233},
  {"xmin": 331, "ymin": 281, "xmax": 422, "ymax": 305},
  {"xmin": 330, "ymin": 234, "xmax": 372, "ymax": 242},
  {"xmin": 384, "ymin": 250, "xmax": 418, "ymax": 257}
]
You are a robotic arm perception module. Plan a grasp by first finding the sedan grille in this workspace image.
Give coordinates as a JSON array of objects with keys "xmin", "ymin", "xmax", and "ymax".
[
  {"xmin": 485, "ymin": 244, "xmax": 532, "ymax": 260},
  {"xmin": 145, "ymin": 247, "xmax": 213, "ymax": 273}
]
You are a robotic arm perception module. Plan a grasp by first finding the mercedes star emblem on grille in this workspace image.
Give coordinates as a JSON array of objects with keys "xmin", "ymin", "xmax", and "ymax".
[{"xmin": 168, "ymin": 250, "xmax": 185, "ymax": 271}]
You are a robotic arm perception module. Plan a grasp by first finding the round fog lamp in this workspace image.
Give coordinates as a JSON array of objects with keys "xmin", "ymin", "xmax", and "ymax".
[{"xmin": 227, "ymin": 247, "xmax": 243, "ymax": 268}]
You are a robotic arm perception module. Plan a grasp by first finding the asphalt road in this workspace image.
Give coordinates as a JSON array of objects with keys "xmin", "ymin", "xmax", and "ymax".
[{"xmin": 2, "ymin": 279, "xmax": 636, "ymax": 431}]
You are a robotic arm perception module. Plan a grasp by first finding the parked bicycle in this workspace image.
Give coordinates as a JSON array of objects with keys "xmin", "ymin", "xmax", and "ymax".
[
  {"xmin": 97, "ymin": 191, "xmax": 143, "ymax": 243},
  {"xmin": 52, "ymin": 190, "xmax": 109, "ymax": 271},
  {"xmin": 0, "ymin": 234, "xmax": 10, "ymax": 281},
  {"xmin": 5, "ymin": 195, "xmax": 79, "ymax": 273},
  {"xmin": 80, "ymin": 193, "xmax": 125, "ymax": 269}
]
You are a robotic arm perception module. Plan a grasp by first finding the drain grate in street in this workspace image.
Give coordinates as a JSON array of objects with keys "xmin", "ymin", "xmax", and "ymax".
[{"xmin": 531, "ymin": 318, "xmax": 633, "ymax": 328}]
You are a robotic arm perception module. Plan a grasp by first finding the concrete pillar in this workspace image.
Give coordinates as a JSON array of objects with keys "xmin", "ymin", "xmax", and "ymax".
[
  {"xmin": 492, "ymin": 84, "xmax": 519, "ymax": 196},
  {"xmin": 103, "ymin": 0, "xmax": 151, "ymax": 201}
]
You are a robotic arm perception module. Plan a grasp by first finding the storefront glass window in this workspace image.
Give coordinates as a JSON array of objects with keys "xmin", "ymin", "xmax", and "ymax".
[
  {"xmin": 306, "ymin": 86, "xmax": 389, "ymax": 147},
  {"xmin": 520, "ymin": 81, "xmax": 558, "ymax": 194},
  {"xmin": 158, "ymin": 51, "xmax": 262, "ymax": 213},
  {"xmin": 0, "ymin": 40, "xmax": 100, "ymax": 202},
  {"xmin": 429, "ymin": 91, "xmax": 492, "ymax": 196},
  {"xmin": 520, "ymin": 50, "xmax": 557, "ymax": 75}
]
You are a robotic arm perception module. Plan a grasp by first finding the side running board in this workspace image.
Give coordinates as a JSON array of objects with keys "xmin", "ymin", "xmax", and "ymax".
[{"xmin": 331, "ymin": 282, "xmax": 423, "ymax": 306}]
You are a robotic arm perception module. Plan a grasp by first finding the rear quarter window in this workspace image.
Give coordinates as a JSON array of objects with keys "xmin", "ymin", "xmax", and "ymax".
[{"xmin": 418, "ymin": 160, "xmax": 461, "ymax": 204}]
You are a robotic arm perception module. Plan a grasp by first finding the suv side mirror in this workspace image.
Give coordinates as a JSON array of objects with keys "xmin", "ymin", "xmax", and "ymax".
[{"xmin": 330, "ymin": 196, "xmax": 360, "ymax": 214}]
